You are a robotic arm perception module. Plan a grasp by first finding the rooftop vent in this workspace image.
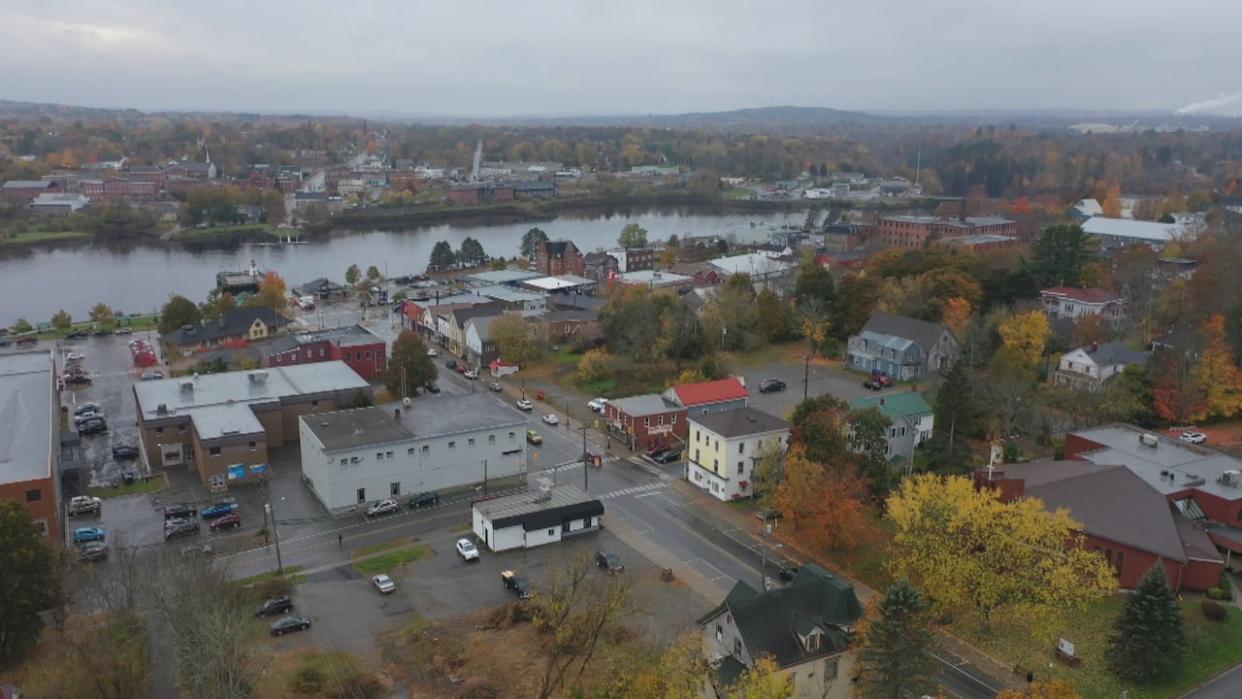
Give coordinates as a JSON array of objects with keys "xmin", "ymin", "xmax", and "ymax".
[
  {"xmin": 1220, "ymin": 470, "xmax": 1242, "ymax": 487},
  {"xmin": 1139, "ymin": 433, "xmax": 1159, "ymax": 448},
  {"xmin": 156, "ymin": 403, "xmax": 168, "ymax": 415},
  {"xmin": 179, "ymin": 380, "xmax": 194, "ymax": 393},
  {"xmin": 247, "ymin": 371, "xmax": 269, "ymax": 384}
]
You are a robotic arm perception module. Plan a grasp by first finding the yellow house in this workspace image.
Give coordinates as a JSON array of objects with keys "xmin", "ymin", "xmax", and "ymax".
[{"xmin": 687, "ymin": 407, "xmax": 790, "ymax": 501}]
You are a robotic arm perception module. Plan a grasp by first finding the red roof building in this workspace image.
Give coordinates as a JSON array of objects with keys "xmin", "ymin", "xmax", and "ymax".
[{"xmin": 663, "ymin": 377, "xmax": 749, "ymax": 415}]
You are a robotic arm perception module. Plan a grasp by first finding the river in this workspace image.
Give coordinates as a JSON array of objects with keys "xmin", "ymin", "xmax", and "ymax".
[{"xmin": 0, "ymin": 208, "xmax": 801, "ymax": 325}]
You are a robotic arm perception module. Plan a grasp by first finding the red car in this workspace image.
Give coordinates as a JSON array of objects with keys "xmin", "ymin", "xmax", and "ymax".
[
  {"xmin": 645, "ymin": 442, "xmax": 670, "ymax": 457},
  {"xmin": 210, "ymin": 513, "xmax": 241, "ymax": 531}
]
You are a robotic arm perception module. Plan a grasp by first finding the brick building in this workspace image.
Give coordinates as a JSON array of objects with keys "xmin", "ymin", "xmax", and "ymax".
[
  {"xmin": 0, "ymin": 350, "xmax": 62, "ymax": 543},
  {"xmin": 603, "ymin": 394, "xmax": 685, "ymax": 452},
  {"xmin": 870, "ymin": 215, "xmax": 1016, "ymax": 250},
  {"xmin": 80, "ymin": 178, "xmax": 159, "ymax": 200},
  {"xmin": 535, "ymin": 240, "xmax": 585, "ymax": 277},
  {"xmin": 1, "ymin": 179, "xmax": 60, "ymax": 202},
  {"xmin": 260, "ymin": 325, "xmax": 388, "ymax": 380}
]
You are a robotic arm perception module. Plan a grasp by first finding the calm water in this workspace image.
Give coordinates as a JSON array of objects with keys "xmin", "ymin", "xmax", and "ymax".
[{"xmin": 0, "ymin": 208, "xmax": 799, "ymax": 325}]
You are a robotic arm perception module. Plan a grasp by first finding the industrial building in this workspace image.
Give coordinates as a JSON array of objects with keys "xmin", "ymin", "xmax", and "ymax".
[{"xmin": 0, "ymin": 350, "xmax": 62, "ymax": 542}]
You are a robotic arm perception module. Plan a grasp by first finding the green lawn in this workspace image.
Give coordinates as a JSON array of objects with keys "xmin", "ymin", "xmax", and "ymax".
[
  {"xmin": 957, "ymin": 596, "xmax": 1242, "ymax": 699},
  {"xmin": 352, "ymin": 544, "xmax": 427, "ymax": 576},
  {"xmin": 235, "ymin": 566, "xmax": 307, "ymax": 591},
  {"xmin": 1, "ymin": 230, "xmax": 90, "ymax": 246},
  {"xmin": 178, "ymin": 223, "xmax": 274, "ymax": 241},
  {"xmin": 723, "ymin": 186, "xmax": 756, "ymax": 200},
  {"xmin": 87, "ymin": 474, "xmax": 167, "ymax": 498}
]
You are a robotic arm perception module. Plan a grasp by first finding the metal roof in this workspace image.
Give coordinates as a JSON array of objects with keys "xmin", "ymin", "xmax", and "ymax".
[
  {"xmin": 190, "ymin": 403, "xmax": 267, "ymax": 441},
  {"xmin": 523, "ymin": 275, "xmax": 596, "ymax": 291},
  {"xmin": 473, "ymin": 285, "xmax": 546, "ymax": 303},
  {"xmin": 610, "ymin": 394, "xmax": 677, "ymax": 417},
  {"xmin": 0, "ymin": 350, "xmax": 55, "ymax": 484},
  {"xmin": 468, "ymin": 269, "xmax": 542, "ymax": 285},
  {"xmin": 617, "ymin": 270, "xmax": 692, "ymax": 286},
  {"xmin": 1082, "ymin": 216, "xmax": 1186, "ymax": 243}
]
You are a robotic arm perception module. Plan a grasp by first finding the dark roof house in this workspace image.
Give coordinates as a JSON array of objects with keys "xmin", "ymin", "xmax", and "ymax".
[{"xmin": 161, "ymin": 307, "xmax": 292, "ymax": 348}]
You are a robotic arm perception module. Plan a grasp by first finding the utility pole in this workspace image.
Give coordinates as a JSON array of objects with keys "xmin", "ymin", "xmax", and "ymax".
[
  {"xmin": 483, "ymin": 459, "xmax": 488, "ymax": 496},
  {"xmin": 264, "ymin": 500, "xmax": 283, "ymax": 575},
  {"xmin": 803, "ymin": 354, "xmax": 811, "ymax": 401},
  {"xmin": 581, "ymin": 425, "xmax": 589, "ymax": 491}
]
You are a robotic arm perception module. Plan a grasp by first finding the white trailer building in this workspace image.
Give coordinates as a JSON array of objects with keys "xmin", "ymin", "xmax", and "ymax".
[
  {"xmin": 299, "ymin": 393, "xmax": 526, "ymax": 512},
  {"xmin": 472, "ymin": 485, "xmax": 603, "ymax": 552}
]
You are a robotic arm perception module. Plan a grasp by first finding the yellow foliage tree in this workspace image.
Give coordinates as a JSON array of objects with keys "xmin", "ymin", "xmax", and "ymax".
[
  {"xmin": 996, "ymin": 680, "xmax": 1082, "ymax": 699},
  {"xmin": 997, "ymin": 310, "xmax": 1050, "ymax": 368},
  {"xmin": 1193, "ymin": 314, "xmax": 1242, "ymax": 420},
  {"xmin": 1101, "ymin": 183, "xmax": 1122, "ymax": 218},
  {"xmin": 728, "ymin": 656, "xmax": 792, "ymax": 699},
  {"xmin": 887, "ymin": 474, "xmax": 1117, "ymax": 632},
  {"xmin": 623, "ymin": 633, "xmax": 707, "ymax": 699},
  {"xmin": 773, "ymin": 448, "xmax": 875, "ymax": 553},
  {"xmin": 575, "ymin": 348, "xmax": 610, "ymax": 386}
]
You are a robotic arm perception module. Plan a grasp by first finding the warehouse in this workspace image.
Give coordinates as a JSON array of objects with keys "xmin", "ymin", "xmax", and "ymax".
[
  {"xmin": 299, "ymin": 393, "xmax": 527, "ymax": 512},
  {"xmin": 472, "ymin": 484, "xmax": 603, "ymax": 552}
]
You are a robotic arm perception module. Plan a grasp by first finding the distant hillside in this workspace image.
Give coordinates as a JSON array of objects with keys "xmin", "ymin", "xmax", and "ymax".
[{"xmin": 491, "ymin": 105, "xmax": 889, "ymax": 133}]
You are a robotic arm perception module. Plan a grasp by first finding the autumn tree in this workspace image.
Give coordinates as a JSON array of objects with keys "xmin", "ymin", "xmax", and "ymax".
[
  {"xmin": 849, "ymin": 406, "xmax": 898, "ymax": 494},
  {"xmin": 702, "ymin": 274, "xmax": 759, "ymax": 352},
  {"xmin": 203, "ymin": 292, "xmax": 236, "ymax": 322},
  {"xmin": 89, "ymin": 303, "xmax": 116, "ymax": 329},
  {"xmin": 773, "ymin": 448, "xmax": 875, "ymax": 553},
  {"xmin": 1025, "ymin": 224, "xmax": 1100, "ymax": 288},
  {"xmin": 941, "ymin": 296, "xmax": 972, "ymax": 339},
  {"xmin": 575, "ymin": 348, "xmax": 610, "ymax": 386},
  {"xmin": 492, "ymin": 314, "xmax": 542, "ymax": 366},
  {"xmin": 365, "ymin": 265, "xmax": 382, "ymax": 283},
  {"xmin": 657, "ymin": 303, "xmax": 705, "ymax": 371},
  {"xmin": 51, "ymin": 309, "xmax": 72, "ymax": 334},
  {"xmin": 521, "ymin": 227, "xmax": 549, "ymax": 259},
  {"xmin": 623, "ymin": 633, "xmax": 707, "ymax": 699},
  {"xmin": 1107, "ymin": 565, "xmax": 1186, "ymax": 684},
  {"xmin": 11, "ymin": 318, "xmax": 33, "ymax": 334},
  {"xmin": 0, "ymin": 500, "xmax": 56, "ymax": 666},
  {"xmin": 345, "ymin": 264, "xmax": 361, "ymax": 286},
  {"xmin": 887, "ymin": 474, "xmax": 1117, "ymax": 632},
  {"xmin": 793, "ymin": 256, "xmax": 834, "ymax": 305},
  {"xmin": 1070, "ymin": 313, "xmax": 1113, "ymax": 348},
  {"xmin": 249, "ymin": 271, "xmax": 289, "ymax": 312},
  {"xmin": 755, "ymin": 289, "xmax": 790, "ymax": 342},
  {"xmin": 725, "ymin": 656, "xmax": 792, "ymax": 699},
  {"xmin": 429, "ymin": 240, "xmax": 456, "ymax": 271},
  {"xmin": 385, "ymin": 331, "xmax": 436, "ymax": 398},
  {"xmin": 158, "ymin": 294, "xmax": 202, "ymax": 334},
  {"xmin": 1193, "ymin": 314, "xmax": 1242, "ymax": 419},
  {"xmin": 996, "ymin": 681, "xmax": 1082, "ymax": 699},
  {"xmin": 858, "ymin": 580, "xmax": 939, "ymax": 699},
  {"xmin": 1100, "ymin": 182, "xmax": 1122, "ymax": 217},
  {"xmin": 618, "ymin": 222, "xmax": 648, "ymax": 248},
  {"xmin": 789, "ymin": 395, "xmax": 852, "ymax": 464},
  {"xmin": 996, "ymin": 309, "xmax": 1050, "ymax": 369},
  {"xmin": 830, "ymin": 273, "xmax": 881, "ymax": 339},
  {"xmin": 1150, "ymin": 348, "xmax": 1206, "ymax": 424}
]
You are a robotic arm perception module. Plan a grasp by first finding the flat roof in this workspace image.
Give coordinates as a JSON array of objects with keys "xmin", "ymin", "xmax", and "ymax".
[
  {"xmin": 0, "ymin": 350, "xmax": 54, "ymax": 484},
  {"xmin": 190, "ymin": 403, "xmax": 267, "ymax": 441},
  {"xmin": 708, "ymin": 253, "xmax": 793, "ymax": 276},
  {"xmin": 302, "ymin": 406, "xmax": 414, "ymax": 451},
  {"xmin": 403, "ymin": 392, "xmax": 527, "ymax": 439},
  {"xmin": 468, "ymin": 269, "xmax": 542, "ymax": 285},
  {"xmin": 610, "ymin": 394, "xmax": 676, "ymax": 417},
  {"xmin": 523, "ymin": 275, "xmax": 596, "ymax": 291},
  {"xmin": 474, "ymin": 484, "xmax": 603, "ymax": 531},
  {"xmin": 134, "ymin": 362, "xmax": 370, "ymax": 422},
  {"xmin": 690, "ymin": 407, "xmax": 790, "ymax": 439},
  {"xmin": 1082, "ymin": 216, "xmax": 1186, "ymax": 243},
  {"xmin": 617, "ymin": 270, "xmax": 692, "ymax": 286},
  {"xmin": 1073, "ymin": 425, "xmax": 1242, "ymax": 500},
  {"xmin": 473, "ymin": 285, "xmax": 546, "ymax": 303}
]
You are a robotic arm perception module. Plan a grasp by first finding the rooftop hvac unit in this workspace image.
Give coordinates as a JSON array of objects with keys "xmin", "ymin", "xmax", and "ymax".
[
  {"xmin": 1139, "ymin": 433, "xmax": 1159, "ymax": 448},
  {"xmin": 247, "ymin": 371, "xmax": 269, "ymax": 384},
  {"xmin": 1220, "ymin": 470, "xmax": 1242, "ymax": 487},
  {"xmin": 179, "ymin": 380, "xmax": 194, "ymax": 393}
]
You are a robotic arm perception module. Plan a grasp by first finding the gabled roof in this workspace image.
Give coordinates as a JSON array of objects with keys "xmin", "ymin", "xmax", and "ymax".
[
  {"xmin": 1041, "ymin": 286, "xmax": 1123, "ymax": 304},
  {"xmin": 669, "ymin": 377, "xmax": 748, "ymax": 407},
  {"xmin": 690, "ymin": 407, "xmax": 789, "ymax": 439},
  {"xmin": 450, "ymin": 303, "xmax": 504, "ymax": 330},
  {"xmin": 849, "ymin": 392, "xmax": 933, "ymax": 421},
  {"xmin": 700, "ymin": 563, "xmax": 862, "ymax": 671},
  {"xmin": 1068, "ymin": 342, "xmax": 1149, "ymax": 368},
  {"xmin": 857, "ymin": 312, "xmax": 949, "ymax": 354},
  {"xmin": 541, "ymin": 240, "xmax": 576, "ymax": 256},
  {"xmin": 1082, "ymin": 216, "xmax": 1185, "ymax": 243},
  {"xmin": 161, "ymin": 307, "xmax": 291, "ymax": 346}
]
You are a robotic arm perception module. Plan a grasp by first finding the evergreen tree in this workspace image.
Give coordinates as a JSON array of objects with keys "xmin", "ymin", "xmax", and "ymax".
[
  {"xmin": 925, "ymin": 360, "xmax": 978, "ymax": 473},
  {"xmin": 858, "ymin": 580, "xmax": 939, "ymax": 699},
  {"xmin": 1024, "ymin": 223, "xmax": 1100, "ymax": 288},
  {"xmin": 520, "ymin": 227, "xmax": 549, "ymax": 259},
  {"xmin": 429, "ymin": 240, "xmax": 456, "ymax": 271},
  {"xmin": 1107, "ymin": 565, "xmax": 1187, "ymax": 684}
]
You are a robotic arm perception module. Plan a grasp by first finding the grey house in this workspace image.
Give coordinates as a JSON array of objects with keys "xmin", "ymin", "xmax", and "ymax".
[{"xmin": 846, "ymin": 312, "xmax": 959, "ymax": 380}]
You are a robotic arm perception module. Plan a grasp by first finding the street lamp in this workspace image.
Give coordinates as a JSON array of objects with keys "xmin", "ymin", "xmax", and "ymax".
[{"xmin": 264, "ymin": 497, "xmax": 285, "ymax": 575}]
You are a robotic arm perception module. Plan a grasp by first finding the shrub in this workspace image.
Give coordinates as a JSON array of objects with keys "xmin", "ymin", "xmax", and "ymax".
[
  {"xmin": 289, "ymin": 665, "xmax": 326, "ymax": 694},
  {"xmin": 255, "ymin": 575, "xmax": 293, "ymax": 601},
  {"xmin": 1202, "ymin": 600, "xmax": 1227, "ymax": 622},
  {"xmin": 1219, "ymin": 572, "xmax": 1233, "ymax": 595},
  {"xmin": 1207, "ymin": 587, "xmax": 1226, "ymax": 600}
]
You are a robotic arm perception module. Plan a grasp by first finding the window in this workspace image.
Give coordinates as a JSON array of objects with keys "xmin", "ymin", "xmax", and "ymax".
[
  {"xmin": 422, "ymin": 445, "xmax": 430, "ymax": 454},
  {"xmin": 408, "ymin": 447, "xmax": 415, "ymax": 456},
  {"xmin": 548, "ymin": 528, "xmax": 555, "ymax": 536},
  {"xmin": 356, "ymin": 488, "xmax": 366, "ymax": 503},
  {"xmin": 339, "ymin": 458, "xmax": 347, "ymax": 466},
  {"xmin": 738, "ymin": 461, "xmax": 744, "ymax": 474},
  {"xmin": 509, "ymin": 431, "xmax": 516, "ymax": 440},
  {"xmin": 695, "ymin": 449, "xmax": 700, "ymax": 462},
  {"xmin": 738, "ymin": 442, "xmax": 745, "ymax": 454},
  {"xmin": 155, "ymin": 427, "xmax": 164, "ymax": 436},
  {"xmin": 386, "ymin": 451, "xmax": 393, "ymax": 459},
  {"xmin": 468, "ymin": 438, "xmax": 475, "ymax": 447},
  {"xmin": 489, "ymin": 434, "xmax": 496, "ymax": 445},
  {"xmin": 311, "ymin": 400, "xmax": 320, "ymax": 407},
  {"xmin": 209, "ymin": 446, "xmax": 222, "ymax": 456},
  {"xmin": 31, "ymin": 518, "xmax": 48, "ymax": 536},
  {"xmin": 671, "ymin": 414, "xmax": 676, "ymax": 424},
  {"xmin": 319, "ymin": 348, "xmax": 326, "ymax": 358},
  {"xmin": 1116, "ymin": 551, "xmax": 1125, "ymax": 576},
  {"xmin": 715, "ymin": 623, "xmax": 723, "ymax": 641},
  {"xmin": 376, "ymin": 452, "xmax": 384, "ymax": 461},
  {"xmin": 643, "ymin": 417, "xmax": 650, "ymax": 427},
  {"xmin": 824, "ymin": 656, "xmax": 839, "ymax": 680},
  {"xmin": 696, "ymin": 430, "xmax": 700, "ymax": 443},
  {"xmin": 345, "ymin": 352, "xmax": 352, "ymax": 361},
  {"xmin": 25, "ymin": 489, "xmax": 41, "ymax": 502},
  {"xmin": 390, "ymin": 482, "xmax": 400, "ymax": 496},
  {"xmin": 249, "ymin": 441, "xmax": 257, "ymax": 451},
  {"xmin": 733, "ymin": 639, "xmax": 743, "ymax": 656},
  {"xmin": 350, "ymin": 456, "xmax": 360, "ymax": 464},
  {"xmin": 713, "ymin": 458, "xmax": 719, "ymax": 470},
  {"xmin": 449, "ymin": 441, "xmax": 456, "ymax": 450},
  {"xmin": 658, "ymin": 415, "xmax": 664, "ymax": 426},
  {"xmin": 805, "ymin": 632, "xmax": 821, "ymax": 653},
  {"xmin": 366, "ymin": 351, "xmax": 372, "ymax": 359}
]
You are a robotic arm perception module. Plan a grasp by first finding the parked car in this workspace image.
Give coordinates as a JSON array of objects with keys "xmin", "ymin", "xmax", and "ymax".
[
  {"xmin": 444, "ymin": 359, "xmax": 457, "ymax": 370},
  {"xmin": 164, "ymin": 503, "xmax": 197, "ymax": 520},
  {"xmin": 65, "ymin": 374, "xmax": 92, "ymax": 385},
  {"xmin": 426, "ymin": 347, "xmax": 438, "ymax": 357},
  {"xmin": 92, "ymin": 328, "xmax": 110, "ymax": 337},
  {"xmin": 541, "ymin": 413, "xmax": 559, "ymax": 426},
  {"xmin": 863, "ymin": 371, "xmax": 892, "ymax": 391},
  {"xmin": 515, "ymin": 398, "xmax": 533, "ymax": 411},
  {"xmin": 587, "ymin": 397, "xmax": 609, "ymax": 412},
  {"xmin": 269, "ymin": 615, "xmax": 312, "ymax": 636},
  {"xmin": 200, "ymin": 500, "xmax": 238, "ymax": 519},
  {"xmin": 366, "ymin": 499, "xmax": 400, "ymax": 517},
  {"xmin": 372, "ymin": 574, "xmax": 397, "ymax": 594},
  {"xmin": 67, "ymin": 495, "xmax": 102, "ymax": 516},
  {"xmin": 66, "ymin": 351, "xmax": 86, "ymax": 362},
  {"xmin": 114, "ymin": 327, "xmax": 133, "ymax": 335},
  {"xmin": 256, "ymin": 595, "xmax": 293, "ymax": 618},
  {"xmin": 73, "ymin": 527, "xmax": 106, "ymax": 544},
  {"xmin": 164, "ymin": 520, "xmax": 200, "ymax": 541},
  {"xmin": 501, "ymin": 570, "xmax": 534, "ymax": 598},
  {"xmin": 180, "ymin": 543, "xmax": 213, "ymax": 558},
  {"xmin": 1179, "ymin": 431, "xmax": 1207, "ymax": 445},
  {"xmin": 78, "ymin": 542, "xmax": 109, "ymax": 563},
  {"xmin": 526, "ymin": 429, "xmax": 543, "ymax": 445},
  {"xmin": 645, "ymin": 442, "xmax": 670, "ymax": 458},
  {"xmin": 456, "ymin": 538, "xmax": 480, "ymax": 561},
  {"xmin": 463, "ymin": 368, "xmax": 479, "ymax": 380},
  {"xmin": 15, "ymin": 337, "xmax": 37, "ymax": 347},
  {"xmin": 758, "ymin": 378, "xmax": 786, "ymax": 393},
  {"xmin": 210, "ymin": 513, "xmax": 242, "ymax": 531},
  {"xmin": 423, "ymin": 382, "xmax": 441, "ymax": 394},
  {"xmin": 455, "ymin": 364, "xmax": 467, "ymax": 374},
  {"xmin": 488, "ymin": 382, "xmax": 503, "ymax": 392},
  {"xmin": 111, "ymin": 444, "xmax": 140, "ymax": 460},
  {"xmin": 73, "ymin": 402, "xmax": 101, "ymax": 416},
  {"xmin": 655, "ymin": 446, "xmax": 683, "ymax": 464},
  {"xmin": 596, "ymin": 551, "xmax": 624, "ymax": 574},
  {"xmin": 73, "ymin": 410, "xmax": 103, "ymax": 426},
  {"xmin": 408, "ymin": 491, "xmax": 440, "ymax": 509},
  {"xmin": 140, "ymin": 370, "xmax": 163, "ymax": 381},
  {"xmin": 66, "ymin": 331, "xmax": 88, "ymax": 340}
]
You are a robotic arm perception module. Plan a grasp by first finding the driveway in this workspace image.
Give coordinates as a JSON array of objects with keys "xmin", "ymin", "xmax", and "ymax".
[{"xmin": 741, "ymin": 357, "xmax": 926, "ymax": 418}]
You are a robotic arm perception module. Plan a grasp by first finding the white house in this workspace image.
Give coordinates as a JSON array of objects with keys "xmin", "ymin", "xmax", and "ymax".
[
  {"xmin": 472, "ymin": 485, "xmax": 603, "ymax": 552},
  {"xmin": 848, "ymin": 392, "xmax": 934, "ymax": 464},
  {"xmin": 1040, "ymin": 287, "xmax": 1126, "ymax": 324},
  {"xmin": 687, "ymin": 407, "xmax": 790, "ymax": 501},
  {"xmin": 1054, "ymin": 342, "xmax": 1151, "ymax": 392},
  {"xmin": 298, "ymin": 395, "xmax": 526, "ymax": 512}
]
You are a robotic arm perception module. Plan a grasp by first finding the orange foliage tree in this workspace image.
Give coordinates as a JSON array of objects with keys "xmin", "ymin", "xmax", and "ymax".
[
  {"xmin": 941, "ymin": 297, "xmax": 973, "ymax": 338},
  {"xmin": 1151, "ymin": 350, "xmax": 1206, "ymax": 424},
  {"xmin": 996, "ymin": 680, "xmax": 1082, "ymax": 699},
  {"xmin": 773, "ymin": 447, "xmax": 875, "ymax": 553},
  {"xmin": 1194, "ymin": 314, "xmax": 1242, "ymax": 420}
]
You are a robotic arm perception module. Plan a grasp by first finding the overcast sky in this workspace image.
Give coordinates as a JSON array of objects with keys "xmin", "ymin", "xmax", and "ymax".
[{"xmin": 3, "ymin": 0, "xmax": 1240, "ymax": 117}]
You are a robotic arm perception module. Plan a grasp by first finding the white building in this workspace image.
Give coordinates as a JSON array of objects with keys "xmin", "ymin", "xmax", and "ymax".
[
  {"xmin": 687, "ymin": 407, "xmax": 790, "ymax": 501},
  {"xmin": 1039, "ymin": 287, "xmax": 1125, "ymax": 324},
  {"xmin": 472, "ymin": 485, "xmax": 603, "ymax": 552},
  {"xmin": 299, "ymin": 395, "xmax": 526, "ymax": 512},
  {"xmin": 1081, "ymin": 216, "xmax": 1187, "ymax": 250},
  {"xmin": 708, "ymin": 253, "xmax": 794, "ymax": 291},
  {"xmin": 1054, "ymin": 342, "xmax": 1151, "ymax": 393}
]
